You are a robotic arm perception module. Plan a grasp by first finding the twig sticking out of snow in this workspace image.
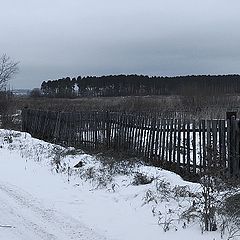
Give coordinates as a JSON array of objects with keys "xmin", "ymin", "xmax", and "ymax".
[{"xmin": 0, "ymin": 225, "xmax": 13, "ymax": 228}]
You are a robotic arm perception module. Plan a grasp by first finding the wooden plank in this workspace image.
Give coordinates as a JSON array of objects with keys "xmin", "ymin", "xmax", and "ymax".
[
  {"xmin": 80, "ymin": 112, "xmax": 83, "ymax": 146},
  {"xmin": 235, "ymin": 119, "xmax": 240, "ymax": 176},
  {"xmin": 135, "ymin": 114, "xmax": 141, "ymax": 154},
  {"xmin": 144, "ymin": 117, "xmax": 151, "ymax": 158},
  {"xmin": 172, "ymin": 119, "xmax": 177, "ymax": 164},
  {"xmin": 146, "ymin": 117, "xmax": 151, "ymax": 159},
  {"xmin": 192, "ymin": 120, "xmax": 197, "ymax": 174},
  {"xmin": 186, "ymin": 120, "xmax": 191, "ymax": 173},
  {"xmin": 126, "ymin": 114, "xmax": 131, "ymax": 152},
  {"xmin": 88, "ymin": 112, "xmax": 91, "ymax": 149},
  {"xmin": 132, "ymin": 115, "xmax": 139, "ymax": 154},
  {"xmin": 161, "ymin": 119, "xmax": 166, "ymax": 162},
  {"xmin": 219, "ymin": 120, "xmax": 225, "ymax": 168},
  {"xmin": 198, "ymin": 120, "xmax": 203, "ymax": 173},
  {"xmin": 231, "ymin": 118, "xmax": 237, "ymax": 176},
  {"xmin": 94, "ymin": 112, "xmax": 98, "ymax": 149},
  {"xmin": 150, "ymin": 117, "xmax": 157, "ymax": 160},
  {"xmin": 206, "ymin": 120, "xmax": 212, "ymax": 169},
  {"xmin": 83, "ymin": 112, "xmax": 87, "ymax": 148},
  {"xmin": 90, "ymin": 112, "xmax": 93, "ymax": 148},
  {"xmin": 117, "ymin": 113, "xmax": 123, "ymax": 151},
  {"xmin": 157, "ymin": 118, "xmax": 163, "ymax": 162},
  {"xmin": 131, "ymin": 114, "xmax": 136, "ymax": 152},
  {"xmin": 169, "ymin": 119, "xmax": 174, "ymax": 163},
  {"xmin": 111, "ymin": 113, "xmax": 115, "ymax": 149},
  {"xmin": 226, "ymin": 119, "xmax": 231, "ymax": 176},
  {"xmin": 71, "ymin": 112, "xmax": 75, "ymax": 146},
  {"xmin": 154, "ymin": 118, "xmax": 160, "ymax": 160},
  {"xmin": 77, "ymin": 112, "xmax": 80, "ymax": 147},
  {"xmin": 182, "ymin": 120, "xmax": 186, "ymax": 167},
  {"xmin": 88, "ymin": 112, "xmax": 91, "ymax": 148},
  {"xmin": 227, "ymin": 118, "xmax": 234, "ymax": 176},
  {"xmin": 176, "ymin": 118, "xmax": 181, "ymax": 169},
  {"xmin": 122, "ymin": 113, "xmax": 128, "ymax": 151},
  {"xmin": 68, "ymin": 112, "xmax": 75, "ymax": 146},
  {"xmin": 119, "ymin": 113, "xmax": 125, "ymax": 150},
  {"xmin": 212, "ymin": 120, "xmax": 218, "ymax": 168},
  {"xmin": 91, "ymin": 112, "xmax": 94, "ymax": 148},
  {"xmin": 202, "ymin": 120, "xmax": 207, "ymax": 173},
  {"xmin": 126, "ymin": 114, "xmax": 132, "ymax": 149},
  {"xmin": 146, "ymin": 117, "xmax": 153, "ymax": 159},
  {"xmin": 138, "ymin": 115, "xmax": 145, "ymax": 155},
  {"xmin": 165, "ymin": 119, "xmax": 170, "ymax": 163}
]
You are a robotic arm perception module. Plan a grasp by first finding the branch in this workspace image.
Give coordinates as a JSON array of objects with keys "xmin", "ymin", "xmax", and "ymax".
[{"xmin": 0, "ymin": 54, "xmax": 19, "ymax": 90}]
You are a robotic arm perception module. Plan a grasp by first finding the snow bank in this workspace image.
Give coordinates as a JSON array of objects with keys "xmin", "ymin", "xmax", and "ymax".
[{"xmin": 0, "ymin": 129, "xmax": 234, "ymax": 240}]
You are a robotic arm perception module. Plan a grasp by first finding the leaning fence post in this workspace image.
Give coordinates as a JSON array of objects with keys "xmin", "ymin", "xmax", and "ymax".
[
  {"xmin": 106, "ymin": 111, "xmax": 111, "ymax": 148},
  {"xmin": 53, "ymin": 111, "xmax": 61, "ymax": 143},
  {"xmin": 226, "ymin": 111, "xmax": 238, "ymax": 177},
  {"xmin": 236, "ymin": 120, "xmax": 240, "ymax": 177}
]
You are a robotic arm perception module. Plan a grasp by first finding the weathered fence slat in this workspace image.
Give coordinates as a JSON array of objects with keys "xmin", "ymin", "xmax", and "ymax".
[
  {"xmin": 192, "ymin": 120, "xmax": 197, "ymax": 174},
  {"xmin": 176, "ymin": 118, "xmax": 181, "ymax": 170}
]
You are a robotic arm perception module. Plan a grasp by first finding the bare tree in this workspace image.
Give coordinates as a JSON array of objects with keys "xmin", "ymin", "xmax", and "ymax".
[{"xmin": 0, "ymin": 54, "xmax": 19, "ymax": 90}]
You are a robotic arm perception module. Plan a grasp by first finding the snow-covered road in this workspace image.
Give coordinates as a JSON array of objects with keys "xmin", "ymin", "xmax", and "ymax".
[
  {"xmin": 0, "ymin": 181, "xmax": 107, "ymax": 240},
  {"xmin": 0, "ymin": 130, "xmax": 111, "ymax": 240}
]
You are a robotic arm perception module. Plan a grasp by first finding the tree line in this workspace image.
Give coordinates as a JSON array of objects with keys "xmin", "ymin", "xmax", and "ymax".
[{"xmin": 40, "ymin": 74, "xmax": 240, "ymax": 97}]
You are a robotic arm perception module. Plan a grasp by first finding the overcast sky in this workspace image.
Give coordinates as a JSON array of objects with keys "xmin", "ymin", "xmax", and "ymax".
[{"xmin": 1, "ymin": 0, "xmax": 240, "ymax": 89}]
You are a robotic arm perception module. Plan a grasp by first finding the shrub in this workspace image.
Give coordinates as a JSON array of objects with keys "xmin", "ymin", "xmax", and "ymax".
[{"xmin": 132, "ymin": 172, "xmax": 154, "ymax": 186}]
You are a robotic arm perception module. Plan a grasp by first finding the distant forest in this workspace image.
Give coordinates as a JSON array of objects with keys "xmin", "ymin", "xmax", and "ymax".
[{"xmin": 40, "ymin": 74, "xmax": 240, "ymax": 98}]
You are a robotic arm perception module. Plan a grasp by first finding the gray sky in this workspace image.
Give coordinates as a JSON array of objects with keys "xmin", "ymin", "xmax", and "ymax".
[{"xmin": 1, "ymin": 0, "xmax": 240, "ymax": 89}]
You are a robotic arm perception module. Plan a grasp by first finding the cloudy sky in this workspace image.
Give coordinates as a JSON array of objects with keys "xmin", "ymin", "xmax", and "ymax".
[{"xmin": 1, "ymin": 0, "xmax": 240, "ymax": 89}]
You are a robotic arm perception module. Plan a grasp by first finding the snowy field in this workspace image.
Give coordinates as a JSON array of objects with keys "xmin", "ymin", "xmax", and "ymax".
[{"xmin": 0, "ymin": 129, "xmax": 236, "ymax": 240}]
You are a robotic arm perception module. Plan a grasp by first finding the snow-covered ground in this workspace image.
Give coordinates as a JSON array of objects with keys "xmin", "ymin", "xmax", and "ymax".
[{"xmin": 0, "ymin": 129, "xmax": 235, "ymax": 240}]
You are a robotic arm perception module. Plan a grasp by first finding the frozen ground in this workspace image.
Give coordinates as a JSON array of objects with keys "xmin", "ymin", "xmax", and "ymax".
[{"xmin": 0, "ymin": 129, "xmax": 236, "ymax": 240}]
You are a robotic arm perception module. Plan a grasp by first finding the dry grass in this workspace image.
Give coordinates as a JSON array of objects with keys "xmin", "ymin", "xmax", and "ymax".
[{"xmin": 12, "ymin": 94, "xmax": 240, "ymax": 120}]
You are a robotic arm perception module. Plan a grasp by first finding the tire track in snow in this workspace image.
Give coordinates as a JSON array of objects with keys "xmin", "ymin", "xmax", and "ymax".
[{"xmin": 0, "ymin": 181, "xmax": 109, "ymax": 240}]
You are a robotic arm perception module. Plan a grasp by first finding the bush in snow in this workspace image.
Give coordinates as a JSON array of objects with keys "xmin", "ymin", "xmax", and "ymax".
[{"xmin": 132, "ymin": 172, "xmax": 154, "ymax": 186}]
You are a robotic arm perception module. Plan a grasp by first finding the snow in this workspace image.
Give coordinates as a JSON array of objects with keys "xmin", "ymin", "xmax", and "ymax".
[{"xmin": 0, "ymin": 129, "xmax": 233, "ymax": 240}]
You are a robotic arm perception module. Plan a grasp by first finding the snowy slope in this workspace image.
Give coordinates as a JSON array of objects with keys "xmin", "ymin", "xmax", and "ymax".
[{"xmin": 0, "ymin": 129, "xmax": 233, "ymax": 240}]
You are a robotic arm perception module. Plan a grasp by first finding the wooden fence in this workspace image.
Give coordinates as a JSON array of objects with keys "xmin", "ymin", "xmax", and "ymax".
[{"xmin": 22, "ymin": 109, "xmax": 240, "ymax": 179}]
